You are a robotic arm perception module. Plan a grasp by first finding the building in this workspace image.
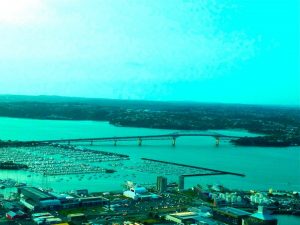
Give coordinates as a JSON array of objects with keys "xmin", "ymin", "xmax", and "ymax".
[
  {"xmin": 44, "ymin": 217, "xmax": 63, "ymax": 225},
  {"xmin": 165, "ymin": 212, "xmax": 200, "ymax": 224},
  {"xmin": 107, "ymin": 203, "xmax": 127, "ymax": 211},
  {"xmin": 213, "ymin": 207, "xmax": 251, "ymax": 225},
  {"xmin": 1, "ymin": 201, "xmax": 20, "ymax": 211},
  {"xmin": 78, "ymin": 196, "xmax": 109, "ymax": 207},
  {"xmin": 18, "ymin": 187, "xmax": 56, "ymax": 202},
  {"xmin": 124, "ymin": 221, "xmax": 143, "ymax": 225},
  {"xmin": 178, "ymin": 175, "xmax": 185, "ymax": 190},
  {"xmin": 243, "ymin": 206, "xmax": 278, "ymax": 225},
  {"xmin": 6, "ymin": 210, "xmax": 27, "ymax": 220},
  {"xmin": 19, "ymin": 187, "xmax": 108, "ymax": 210},
  {"xmin": 49, "ymin": 192, "xmax": 80, "ymax": 209},
  {"xmin": 157, "ymin": 176, "xmax": 167, "ymax": 193},
  {"xmin": 18, "ymin": 187, "xmax": 61, "ymax": 211},
  {"xmin": 166, "ymin": 210, "xmax": 222, "ymax": 225},
  {"xmin": 196, "ymin": 217, "xmax": 220, "ymax": 225},
  {"xmin": 188, "ymin": 206, "xmax": 213, "ymax": 217},
  {"xmin": 31, "ymin": 212, "xmax": 64, "ymax": 224},
  {"xmin": 67, "ymin": 213, "xmax": 86, "ymax": 223},
  {"xmin": 123, "ymin": 186, "xmax": 159, "ymax": 200},
  {"xmin": 32, "ymin": 212, "xmax": 52, "ymax": 219},
  {"xmin": 33, "ymin": 215, "xmax": 55, "ymax": 224},
  {"xmin": 74, "ymin": 189, "xmax": 88, "ymax": 196}
]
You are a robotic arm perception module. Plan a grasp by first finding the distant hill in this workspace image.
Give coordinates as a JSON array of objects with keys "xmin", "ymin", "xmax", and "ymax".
[
  {"xmin": 0, "ymin": 94, "xmax": 299, "ymax": 146},
  {"xmin": 0, "ymin": 94, "xmax": 297, "ymax": 109}
]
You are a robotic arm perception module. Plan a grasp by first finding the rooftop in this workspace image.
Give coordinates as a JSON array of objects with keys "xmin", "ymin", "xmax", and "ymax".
[
  {"xmin": 251, "ymin": 207, "xmax": 277, "ymax": 221},
  {"xmin": 169, "ymin": 211, "xmax": 198, "ymax": 219},
  {"xmin": 20, "ymin": 187, "xmax": 54, "ymax": 200},
  {"xmin": 218, "ymin": 207, "xmax": 251, "ymax": 217},
  {"xmin": 251, "ymin": 212, "xmax": 276, "ymax": 221}
]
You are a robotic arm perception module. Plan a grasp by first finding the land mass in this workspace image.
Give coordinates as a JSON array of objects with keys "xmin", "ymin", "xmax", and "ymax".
[{"xmin": 0, "ymin": 95, "xmax": 299, "ymax": 147}]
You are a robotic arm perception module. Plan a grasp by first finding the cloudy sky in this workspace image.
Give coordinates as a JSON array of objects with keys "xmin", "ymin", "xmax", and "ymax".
[{"xmin": 0, "ymin": 0, "xmax": 299, "ymax": 105}]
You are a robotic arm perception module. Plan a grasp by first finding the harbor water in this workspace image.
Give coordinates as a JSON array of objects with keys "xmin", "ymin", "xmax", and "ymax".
[{"xmin": 0, "ymin": 117, "xmax": 299, "ymax": 225}]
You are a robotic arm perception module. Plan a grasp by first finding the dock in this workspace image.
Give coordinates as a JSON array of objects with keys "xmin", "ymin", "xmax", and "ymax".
[{"xmin": 141, "ymin": 158, "xmax": 245, "ymax": 177}]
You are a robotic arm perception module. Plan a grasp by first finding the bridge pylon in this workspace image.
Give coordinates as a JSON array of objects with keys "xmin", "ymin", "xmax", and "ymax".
[
  {"xmin": 138, "ymin": 138, "xmax": 142, "ymax": 146},
  {"xmin": 172, "ymin": 137, "xmax": 176, "ymax": 147},
  {"xmin": 215, "ymin": 137, "xmax": 220, "ymax": 147}
]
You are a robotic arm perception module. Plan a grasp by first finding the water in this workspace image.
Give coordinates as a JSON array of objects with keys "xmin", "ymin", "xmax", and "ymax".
[
  {"xmin": 0, "ymin": 117, "xmax": 299, "ymax": 225},
  {"xmin": 274, "ymin": 215, "xmax": 300, "ymax": 225}
]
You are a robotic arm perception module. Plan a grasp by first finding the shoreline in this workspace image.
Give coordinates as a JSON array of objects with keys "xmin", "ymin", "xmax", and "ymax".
[{"xmin": 0, "ymin": 116, "xmax": 297, "ymax": 148}]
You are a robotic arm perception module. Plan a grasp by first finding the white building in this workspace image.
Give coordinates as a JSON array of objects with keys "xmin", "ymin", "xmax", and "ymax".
[{"xmin": 123, "ymin": 186, "xmax": 159, "ymax": 200}]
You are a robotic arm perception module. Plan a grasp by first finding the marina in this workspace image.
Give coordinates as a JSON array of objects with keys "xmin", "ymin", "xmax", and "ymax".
[
  {"xmin": 0, "ymin": 178, "xmax": 26, "ymax": 189},
  {"xmin": 0, "ymin": 145, "xmax": 129, "ymax": 176}
]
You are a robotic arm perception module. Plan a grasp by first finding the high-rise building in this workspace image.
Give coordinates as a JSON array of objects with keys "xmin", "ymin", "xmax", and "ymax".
[
  {"xmin": 157, "ymin": 176, "xmax": 167, "ymax": 193},
  {"xmin": 178, "ymin": 175, "xmax": 185, "ymax": 190}
]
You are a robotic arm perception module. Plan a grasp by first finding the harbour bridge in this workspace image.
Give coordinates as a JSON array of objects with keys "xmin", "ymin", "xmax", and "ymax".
[{"xmin": 22, "ymin": 132, "xmax": 244, "ymax": 147}]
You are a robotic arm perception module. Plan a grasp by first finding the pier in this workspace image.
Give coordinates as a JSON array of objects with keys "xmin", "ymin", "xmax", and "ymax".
[
  {"xmin": 141, "ymin": 158, "xmax": 245, "ymax": 191},
  {"xmin": 141, "ymin": 158, "xmax": 245, "ymax": 177}
]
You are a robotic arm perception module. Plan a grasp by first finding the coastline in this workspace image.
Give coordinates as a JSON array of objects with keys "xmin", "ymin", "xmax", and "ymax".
[{"xmin": 0, "ymin": 116, "xmax": 297, "ymax": 147}]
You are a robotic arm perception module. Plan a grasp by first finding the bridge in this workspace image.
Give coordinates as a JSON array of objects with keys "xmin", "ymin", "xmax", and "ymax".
[{"xmin": 22, "ymin": 133, "xmax": 243, "ymax": 147}]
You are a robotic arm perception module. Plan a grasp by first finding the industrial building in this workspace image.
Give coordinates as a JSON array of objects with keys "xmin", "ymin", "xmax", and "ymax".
[
  {"xmin": 18, "ymin": 187, "xmax": 109, "ymax": 211},
  {"xmin": 243, "ymin": 206, "xmax": 278, "ymax": 225},
  {"xmin": 212, "ymin": 206, "xmax": 278, "ymax": 225},
  {"xmin": 18, "ymin": 187, "xmax": 61, "ymax": 211},
  {"xmin": 165, "ymin": 211, "xmax": 198, "ymax": 224},
  {"xmin": 166, "ymin": 210, "xmax": 222, "ymax": 225},
  {"xmin": 49, "ymin": 192, "xmax": 79, "ymax": 209},
  {"xmin": 213, "ymin": 207, "xmax": 251, "ymax": 225},
  {"xmin": 78, "ymin": 196, "xmax": 109, "ymax": 207},
  {"xmin": 196, "ymin": 217, "xmax": 220, "ymax": 225},
  {"xmin": 188, "ymin": 206, "xmax": 213, "ymax": 217},
  {"xmin": 31, "ymin": 212, "xmax": 63, "ymax": 225}
]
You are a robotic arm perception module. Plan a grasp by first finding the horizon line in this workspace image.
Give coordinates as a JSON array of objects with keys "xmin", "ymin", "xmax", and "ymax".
[{"xmin": 0, "ymin": 93, "xmax": 299, "ymax": 108}]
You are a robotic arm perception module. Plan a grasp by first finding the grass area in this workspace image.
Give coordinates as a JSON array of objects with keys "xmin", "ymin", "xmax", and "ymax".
[
  {"xmin": 58, "ymin": 208, "xmax": 86, "ymax": 216},
  {"xmin": 156, "ymin": 207, "xmax": 187, "ymax": 213},
  {"xmin": 58, "ymin": 206, "xmax": 105, "ymax": 216},
  {"xmin": 140, "ymin": 218, "xmax": 161, "ymax": 224},
  {"xmin": 182, "ymin": 190, "xmax": 198, "ymax": 198}
]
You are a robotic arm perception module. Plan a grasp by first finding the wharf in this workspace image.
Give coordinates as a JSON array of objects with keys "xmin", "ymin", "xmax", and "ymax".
[{"xmin": 141, "ymin": 158, "xmax": 245, "ymax": 177}]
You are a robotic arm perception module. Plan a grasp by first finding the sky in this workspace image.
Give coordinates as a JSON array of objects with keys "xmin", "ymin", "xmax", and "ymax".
[{"xmin": 0, "ymin": 0, "xmax": 299, "ymax": 105}]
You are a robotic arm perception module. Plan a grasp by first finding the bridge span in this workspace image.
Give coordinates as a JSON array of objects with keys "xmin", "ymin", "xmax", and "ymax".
[{"xmin": 22, "ymin": 133, "xmax": 243, "ymax": 147}]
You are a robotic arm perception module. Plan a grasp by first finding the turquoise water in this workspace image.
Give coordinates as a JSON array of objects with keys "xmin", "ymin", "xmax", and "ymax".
[
  {"xmin": 1, "ymin": 116, "xmax": 299, "ymax": 191},
  {"xmin": 274, "ymin": 215, "xmax": 300, "ymax": 225},
  {"xmin": 0, "ymin": 117, "xmax": 299, "ymax": 224}
]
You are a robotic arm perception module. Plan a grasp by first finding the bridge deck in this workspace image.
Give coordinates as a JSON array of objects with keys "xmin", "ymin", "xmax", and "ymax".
[{"xmin": 22, "ymin": 133, "xmax": 242, "ymax": 144}]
